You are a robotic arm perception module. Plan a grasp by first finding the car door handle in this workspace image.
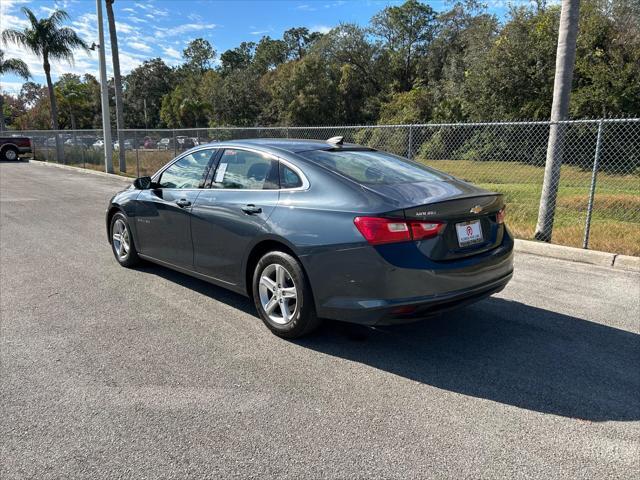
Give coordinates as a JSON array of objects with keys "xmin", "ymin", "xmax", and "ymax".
[
  {"xmin": 175, "ymin": 198, "xmax": 191, "ymax": 208},
  {"xmin": 241, "ymin": 204, "xmax": 262, "ymax": 215}
]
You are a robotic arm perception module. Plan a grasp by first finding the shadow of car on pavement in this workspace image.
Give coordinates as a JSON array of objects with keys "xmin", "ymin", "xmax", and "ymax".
[{"xmin": 141, "ymin": 263, "xmax": 640, "ymax": 422}]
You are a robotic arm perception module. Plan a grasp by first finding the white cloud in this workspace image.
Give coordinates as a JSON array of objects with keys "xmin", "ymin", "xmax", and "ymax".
[
  {"xmin": 160, "ymin": 47, "xmax": 183, "ymax": 67},
  {"xmin": 133, "ymin": 1, "xmax": 168, "ymax": 16},
  {"xmin": 250, "ymin": 30, "xmax": 270, "ymax": 35},
  {"xmin": 1, "ymin": 0, "xmax": 31, "ymax": 30},
  {"xmin": 39, "ymin": 5, "xmax": 57, "ymax": 16},
  {"xmin": 115, "ymin": 22, "xmax": 136, "ymax": 35},
  {"xmin": 154, "ymin": 22, "xmax": 217, "ymax": 38},
  {"xmin": 70, "ymin": 13, "xmax": 98, "ymax": 43},
  {"xmin": 310, "ymin": 25, "xmax": 332, "ymax": 34},
  {"xmin": 127, "ymin": 41, "xmax": 152, "ymax": 53},
  {"xmin": 1, "ymin": 81, "xmax": 28, "ymax": 96}
]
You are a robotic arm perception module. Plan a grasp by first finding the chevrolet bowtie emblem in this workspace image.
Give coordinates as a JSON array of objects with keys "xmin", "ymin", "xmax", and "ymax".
[{"xmin": 470, "ymin": 205, "xmax": 483, "ymax": 214}]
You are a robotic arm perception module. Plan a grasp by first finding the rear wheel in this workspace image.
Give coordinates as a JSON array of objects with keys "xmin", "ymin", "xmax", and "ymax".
[
  {"xmin": 110, "ymin": 212, "xmax": 141, "ymax": 267},
  {"xmin": 1, "ymin": 146, "xmax": 19, "ymax": 161},
  {"xmin": 252, "ymin": 251, "xmax": 321, "ymax": 338}
]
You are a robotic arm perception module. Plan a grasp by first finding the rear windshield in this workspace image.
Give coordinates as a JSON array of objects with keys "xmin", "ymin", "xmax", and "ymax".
[{"xmin": 299, "ymin": 149, "xmax": 448, "ymax": 185}]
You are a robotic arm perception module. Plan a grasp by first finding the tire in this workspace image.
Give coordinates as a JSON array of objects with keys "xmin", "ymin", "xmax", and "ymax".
[
  {"xmin": 252, "ymin": 251, "xmax": 321, "ymax": 338},
  {"xmin": 110, "ymin": 212, "xmax": 141, "ymax": 267},
  {"xmin": 1, "ymin": 146, "xmax": 19, "ymax": 161}
]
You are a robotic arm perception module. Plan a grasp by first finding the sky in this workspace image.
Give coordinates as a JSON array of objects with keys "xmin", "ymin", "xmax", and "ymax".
[{"xmin": 0, "ymin": 0, "xmax": 522, "ymax": 96}]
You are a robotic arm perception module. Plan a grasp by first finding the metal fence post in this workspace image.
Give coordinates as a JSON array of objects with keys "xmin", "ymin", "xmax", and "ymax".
[
  {"xmin": 135, "ymin": 131, "xmax": 140, "ymax": 177},
  {"xmin": 408, "ymin": 125, "xmax": 413, "ymax": 160},
  {"xmin": 582, "ymin": 119, "xmax": 604, "ymax": 249},
  {"xmin": 173, "ymin": 129, "xmax": 177, "ymax": 157}
]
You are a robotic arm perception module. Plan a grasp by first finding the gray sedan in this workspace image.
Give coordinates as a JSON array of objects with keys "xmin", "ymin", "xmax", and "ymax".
[{"xmin": 106, "ymin": 138, "xmax": 513, "ymax": 338}]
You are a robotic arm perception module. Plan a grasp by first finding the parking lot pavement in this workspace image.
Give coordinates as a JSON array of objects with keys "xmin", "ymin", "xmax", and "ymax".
[{"xmin": 1, "ymin": 160, "xmax": 639, "ymax": 479}]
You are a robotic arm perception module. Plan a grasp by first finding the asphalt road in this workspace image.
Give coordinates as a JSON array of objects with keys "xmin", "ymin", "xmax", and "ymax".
[{"xmin": 1, "ymin": 160, "xmax": 639, "ymax": 479}]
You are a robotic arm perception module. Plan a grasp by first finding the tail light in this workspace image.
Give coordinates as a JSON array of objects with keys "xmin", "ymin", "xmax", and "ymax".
[
  {"xmin": 353, "ymin": 217, "xmax": 411, "ymax": 245},
  {"xmin": 409, "ymin": 221, "xmax": 443, "ymax": 240},
  {"xmin": 354, "ymin": 217, "xmax": 444, "ymax": 245},
  {"xmin": 496, "ymin": 207, "xmax": 506, "ymax": 224}
]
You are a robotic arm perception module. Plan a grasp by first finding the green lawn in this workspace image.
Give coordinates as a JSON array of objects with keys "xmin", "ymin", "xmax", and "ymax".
[{"xmin": 422, "ymin": 160, "xmax": 640, "ymax": 255}]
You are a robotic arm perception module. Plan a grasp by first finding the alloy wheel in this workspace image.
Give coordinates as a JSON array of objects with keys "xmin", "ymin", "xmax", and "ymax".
[
  {"xmin": 258, "ymin": 263, "xmax": 298, "ymax": 325},
  {"xmin": 112, "ymin": 218, "xmax": 130, "ymax": 260}
]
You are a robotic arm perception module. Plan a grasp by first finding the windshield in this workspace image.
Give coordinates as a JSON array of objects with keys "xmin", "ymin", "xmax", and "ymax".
[{"xmin": 299, "ymin": 149, "xmax": 449, "ymax": 185}]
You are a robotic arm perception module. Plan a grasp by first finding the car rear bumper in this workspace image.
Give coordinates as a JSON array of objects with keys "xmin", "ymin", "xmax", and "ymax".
[
  {"xmin": 320, "ymin": 270, "xmax": 512, "ymax": 325},
  {"xmin": 301, "ymin": 229, "xmax": 514, "ymax": 325}
]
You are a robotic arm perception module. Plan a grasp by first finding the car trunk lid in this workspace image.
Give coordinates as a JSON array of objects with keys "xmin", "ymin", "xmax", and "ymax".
[{"xmin": 364, "ymin": 180, "xmax": 506, "ymax": 261}]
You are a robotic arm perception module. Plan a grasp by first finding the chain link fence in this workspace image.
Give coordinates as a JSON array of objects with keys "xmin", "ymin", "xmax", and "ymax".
[{"xmin": 16, "ymin": 118, "xmax": 639, "ymax": 255}]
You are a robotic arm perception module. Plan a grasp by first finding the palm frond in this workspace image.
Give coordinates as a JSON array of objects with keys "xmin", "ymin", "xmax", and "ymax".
[
  {"xmin": 5, "ymin": 8, "xmax": 86, "ymax": 63},
  {"xmin": 1, "ymin": 29, "xmax": 33, "ymax": 51},
  {"xmin": 20, "ymin": 7, "xmax": 40, "ymax": 29},
  {"xmin": 1, "ymin": 57, "xmax": 31, "ymax": 79},
  {"xmin": 48, "ymin": 9, "xmax": 70, "ymax": 28},
  {"xmin": 57, "ymin": 27, "xmax": 90, "ymax": 51},
  {"xmin": 47, "ymin": 28, "xmax": 89, "ymax": 62}
]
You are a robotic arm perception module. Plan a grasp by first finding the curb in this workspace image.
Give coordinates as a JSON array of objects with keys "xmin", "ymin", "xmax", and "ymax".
[
  {"xmin": 613, "ymin": 255, "xmax": 640, "ymax": 272},
  {"xmin": 28, "ymin": 159, "xmax": 133, "ymax": 183},
  {"xmin": 515, "ymin": 239, "xmax": 639, "ymax": 272}
]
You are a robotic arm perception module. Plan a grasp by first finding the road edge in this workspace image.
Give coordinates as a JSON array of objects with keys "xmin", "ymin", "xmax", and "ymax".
[
  {"xmin": 515, "ymin": 239, "xmax": 639, "ymax": 272},
  {"xmin": 27, "ymin": 159, "xmax": 132, "ymax": 183},
  {"xmin": 22, "ymin": 159, "xmax": 640, "ymax": 273}
]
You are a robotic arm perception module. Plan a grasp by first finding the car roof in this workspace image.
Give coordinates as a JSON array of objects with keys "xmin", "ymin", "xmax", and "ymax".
[{"xmin": 207, "ymin": 138, "xmax": 364, "ymax": 153}]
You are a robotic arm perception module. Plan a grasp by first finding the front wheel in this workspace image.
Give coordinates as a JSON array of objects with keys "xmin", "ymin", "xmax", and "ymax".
[
  {"xmin": 252, "ymin": 251, "xmax": 321, "ymax": 338},
  {"xmin": 110, "ymin": 212, "xmax": 141, "ymax": 267}
]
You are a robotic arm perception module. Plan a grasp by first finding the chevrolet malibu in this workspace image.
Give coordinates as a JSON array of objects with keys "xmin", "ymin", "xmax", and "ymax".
[{"xmin": 106, "ymin": 138, "xmax": 513, "ymax": 338}]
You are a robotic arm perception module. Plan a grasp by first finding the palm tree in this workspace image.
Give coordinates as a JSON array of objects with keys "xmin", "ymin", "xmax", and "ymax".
[
  {"xmin": 105, "ymin": 0, "xmax": 126, "ymax": 173},
  {"xmin": 534, "ymin": 0, "xmax": 581, "ymax": 242},
  {"xmin": 2, "ymin": 7, "xmax": 88, "ymax": 160},
  {"xmin": 0, "ymin": 49, "xmax": 31, "ymax": 131}
]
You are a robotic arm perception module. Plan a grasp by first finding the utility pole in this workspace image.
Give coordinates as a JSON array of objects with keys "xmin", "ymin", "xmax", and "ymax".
[
  {"xmin": 534, "ymin": 0, "xmax": 580, "ymax": 242},
  {"xmin": 143, "ymin": 98, "xmax": 148, "ymax": 130},
  {"xmin": 96, "ymin": 0, "xmax": 113, "ymax": 173},
  {"xmin": 106, "ymin": 0, "xmax": 126, "ymax": 174}
]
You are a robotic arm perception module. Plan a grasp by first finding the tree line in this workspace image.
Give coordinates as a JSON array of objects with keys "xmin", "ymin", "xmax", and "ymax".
[{"xmin": 2, "ymin": 0, "xmax": 639, "ymax": 132}]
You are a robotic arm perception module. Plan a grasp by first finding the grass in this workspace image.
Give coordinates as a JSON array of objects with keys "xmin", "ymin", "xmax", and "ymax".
[
  {"xmin": 33, "ymin": 147, "xmax": 175, "ymax": 178},
  {"xmin": 422, "ymin": 160, "xmax": 640, "ymax": 255}
]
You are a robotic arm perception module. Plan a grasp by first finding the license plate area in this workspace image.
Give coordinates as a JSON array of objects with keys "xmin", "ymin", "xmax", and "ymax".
[{"xmin": 456, "ymin": 220, "xmax": 483, "ymax": 247}]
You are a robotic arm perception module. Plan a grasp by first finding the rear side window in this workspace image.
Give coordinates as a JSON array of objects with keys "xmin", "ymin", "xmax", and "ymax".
[
  {"xmin": 279, "ymin": 163, "xmax": 303, "ymax": 189},
  {"xmin": 299, "ymin": 150, "xmax": 448, "ymax": 185},
  {"xmin": 211, "ymin": 149, "xmax": 279, "ymax": 190}
]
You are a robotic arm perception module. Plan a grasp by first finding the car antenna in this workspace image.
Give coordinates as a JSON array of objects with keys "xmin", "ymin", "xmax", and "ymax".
[{"xmin": 326, "ymin": 136, "xmax": 344, "ymax": 147}]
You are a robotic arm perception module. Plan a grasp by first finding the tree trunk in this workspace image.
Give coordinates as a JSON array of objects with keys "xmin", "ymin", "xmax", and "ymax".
[
  {"xmin": 70, "ymin": 112, "xmax": 77, "ymax": 148},
  {"xmin": 106, "ymin": 0, "xmax": 126, "ymax": 173},
  {"xmin": 534, "ymin": 0, "xmax": 580, "ymax": 242},
  {"xmin": 0, "ymin": 94, "xmax": 5, "ymax": 132},
  {"xmin": 44, "ymin": 56, "xmax": 64, "ymax": 163}
]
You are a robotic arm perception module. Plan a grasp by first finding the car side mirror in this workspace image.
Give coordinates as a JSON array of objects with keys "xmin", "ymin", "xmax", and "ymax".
[{"xmin": 133, "ymin": 176, "xmax": 152, "ymax": 189}]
